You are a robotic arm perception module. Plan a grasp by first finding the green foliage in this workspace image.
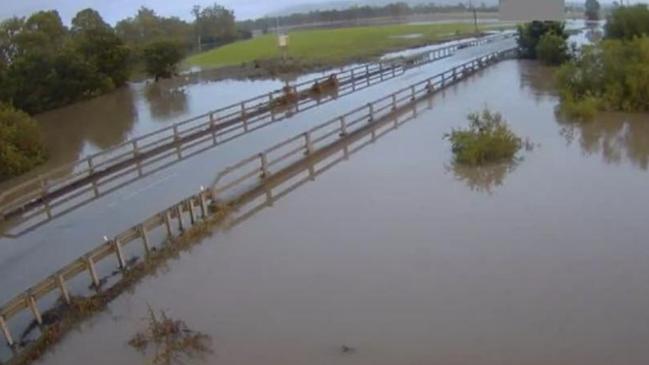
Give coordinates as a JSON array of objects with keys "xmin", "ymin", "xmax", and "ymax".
[
  {"xmin": 536, "ymin": 32, "xmax": 570, "ymax": 65},
  {"xmin": 116, "ymin": 7, "xmax": 193, "ymax": 48},
  {"xmin": 517, "ymin": 21, "xmax": 568, "ymax": 59},
  {"xmin": 446, "ymin": 109, "xmax": 522, "ymax": 166},
  {"xmin": 0, "ymin": 8, "xmax": 131, "ymax": 114},
  {"xmin": 585, "ymin": 0, "xmax": 601, "ymax": 21},
  {"xmin": 557, "ymin": 37, "xmax": 649, "ymax": 114},
  {"xmin": 605, "ymin": 4, "xmax": 649, "ymax": 40},
  {"xmin": 142, "ymin": 41, "xmax": 186, "ymax": 81},
  {"xmin": 559, "ymin": 94, "xmax": 599, "ymax": 121},
  {"xmin": 193, "ymin": 4, "xmax": 237, "ymax": 48},
  {"xmin": 0, "ymin": 103, "xmax": 46, "ymax": 180}
]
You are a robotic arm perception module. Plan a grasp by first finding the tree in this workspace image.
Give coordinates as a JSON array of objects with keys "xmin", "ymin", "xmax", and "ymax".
[
  {"xmin": 585, "ymin": 0, "xmax": 601, "ymax": 21},
  {"xmin": 536, "ymin": 32, "xmax": 570, "ymax": 65},
  {"xmin": 71, "ymin": 9, "xmax": 131, "ymax": 87},
  {"xmin": 0, "ymin": 103, "xmax": 46, "ymax": 180},
  {"xmin": 517, "ymin": 21, "xmax": 568, "ymax": 59},
  {"xmin": 193, "ymin": 3, "xmax": 237, "ymax": 48},
  {"xmin": 605, "ymin": 4, "xmax": 649, "ymax": 39},
  {"xmin": 116, "ymin": 7, "xmax": 193, "ymax": 47},
  {"xmin": 142, "ymin": 41, "xmax": 185, "ymax": 81}
]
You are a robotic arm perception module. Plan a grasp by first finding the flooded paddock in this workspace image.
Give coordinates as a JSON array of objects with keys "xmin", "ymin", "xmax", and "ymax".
[{"xmin": 31, "ymin": 60, "xmax": 649, "ymax": 365}]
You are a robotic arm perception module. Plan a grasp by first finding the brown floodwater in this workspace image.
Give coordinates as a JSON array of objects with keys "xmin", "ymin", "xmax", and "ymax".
[{"xmin": 30, "ymin": 60, "xmax": 649, "ymax": 365}]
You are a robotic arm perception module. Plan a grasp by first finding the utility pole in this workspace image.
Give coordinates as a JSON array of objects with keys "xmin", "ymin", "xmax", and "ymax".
[{"xmin": 470, "ymin": 0, "xmax": 479, "ymax": 34}]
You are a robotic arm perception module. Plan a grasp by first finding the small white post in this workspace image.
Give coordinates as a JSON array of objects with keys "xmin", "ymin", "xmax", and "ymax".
[
  {"xmin": 140, "ymin": 224, "xmax": 151, "ymax": 253},
  {"xmin": 304, "ymin": 132, "xmax": 313, "ymax": 155},
  {"xmin": 27, "ymin": 294, "xmax": 43, "ymax": 326},
  {"xmin": 260, "ymin": 153, "xmax": 269, "ymax": 178},
  {"xmin": 339, "ymin": 116, "xmax": 347, "ymax": 136}
]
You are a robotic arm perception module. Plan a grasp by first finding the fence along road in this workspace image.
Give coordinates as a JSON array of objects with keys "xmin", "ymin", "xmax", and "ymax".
[
  {"xmin": 0, "ymin": 34, "xmax": 513, "ymax": 236},
  {"xmin": 0, "ymin": 47, "xmax": 518, "ymax": 360}
]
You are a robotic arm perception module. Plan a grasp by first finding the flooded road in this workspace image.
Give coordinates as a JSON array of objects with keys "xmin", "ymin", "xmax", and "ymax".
[
  {"xmin": 32, "ymin": 60, "xmax": 649, "ymax": 365},
  {"xmin": 0, "ymin": 36, "xmax": 517, "ymax": 305}
]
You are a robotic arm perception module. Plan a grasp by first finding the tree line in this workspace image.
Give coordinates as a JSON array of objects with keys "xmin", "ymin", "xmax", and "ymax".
[
  {"xmin": 0, "ymin": 3, "xmax": 243, "ymax": 180},
  {"xmin": 238, "ymin": 3, "xmax": 497, "ymax": 33}
]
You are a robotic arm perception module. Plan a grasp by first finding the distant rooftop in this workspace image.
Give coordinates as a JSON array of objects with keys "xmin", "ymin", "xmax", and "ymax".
[{"xmin": 499, "ymin": 0, "xmax": 565, "ymax": 21}]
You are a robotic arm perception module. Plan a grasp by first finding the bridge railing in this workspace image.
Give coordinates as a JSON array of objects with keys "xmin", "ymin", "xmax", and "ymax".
[
  {"xmin": 0, "ymin": 46, "xmax": 517, "ymax": 359},
  {"xmin": 0, "ymin": 33, "xmax": 513, "ymax": 230}
]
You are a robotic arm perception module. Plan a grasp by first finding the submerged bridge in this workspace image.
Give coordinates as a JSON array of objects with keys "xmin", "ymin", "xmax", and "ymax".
[
  {"xmin": 0, "ymin": 45, "xmax": 519, "ymax": 359},
  {"xmin": 0, "ymin": 34, "xmax": 513, "ymax": 237}
]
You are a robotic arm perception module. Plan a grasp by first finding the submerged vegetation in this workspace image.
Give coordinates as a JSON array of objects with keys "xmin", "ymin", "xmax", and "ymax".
[
  {"xmin": 556, "ymin": 5, "xmax": 649, "ymax": 120},
  {"xmin": 129, "ymin": 306, "xmax": 212, "ymax": 365},
  {"xmin": 0, "ymin": 103, "xmax": 46, "ymax": 180},
  {"xmin": 446, "ymin": 109, "xmax": 522, "ymax": 166},
  {"xmin": 517, "ymin": 21, "xmax": 569, "ymax": 64}
]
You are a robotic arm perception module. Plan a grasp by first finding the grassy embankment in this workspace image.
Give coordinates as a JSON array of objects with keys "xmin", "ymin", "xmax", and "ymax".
[{"xmin": 187, "ymin": 23, "xmax": 504, "ymax": 70}]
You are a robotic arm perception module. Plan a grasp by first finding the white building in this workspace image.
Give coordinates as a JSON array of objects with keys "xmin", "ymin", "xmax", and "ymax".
[{"xmin": 499, "ymin": 0, "xmax": 565, "ymax": 21}]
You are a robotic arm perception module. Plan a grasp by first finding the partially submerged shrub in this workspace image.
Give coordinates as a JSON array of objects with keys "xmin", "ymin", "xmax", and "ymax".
[
  {"xmin": 556, "ymin": 37, "xmax": 649, "ymax": 116},
  {"xmin": 0, "ymin": 103, "xmax": 47, "ymax": 180},
  {"xmin": 517, "ymin": 21, "xmax": 569, "ymax": 60},
  {"xmin": 129, "ymin": 306, "xmax": 212, "ymax": 365},
  {"xmin": 446, "ymin": 109, "xmax": 522, "ymax": 166},
  {"xmin": 559, "ymin": 94, "xmax": 599, "ymax": 121},
  {"xmin": 536, "ymin": 32, "xmax": 570, "ymax": 65}
]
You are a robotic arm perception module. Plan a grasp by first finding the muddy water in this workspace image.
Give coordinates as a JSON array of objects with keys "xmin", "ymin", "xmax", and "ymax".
[
  {"xmin": 0, "ymin": 36, "xmax": 517, "ymax": 309},
  {"xmin": 32, "ymin": 60, "xmax": 649, "ymax": 365}
]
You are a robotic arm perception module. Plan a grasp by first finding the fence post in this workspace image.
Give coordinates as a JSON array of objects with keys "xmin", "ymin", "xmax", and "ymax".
[
  {"xmin": 163, "ymin": 210, "xmax": 173, "ymax": 238},
  {"xmin": 379, "ymin": 63, "xmax": 384, "ymax": 81},
  {"xmin": 392, "ymin": 95, "xmax": 397, "ymax": 111},
  {"xmin": 410, "ymin": 86, "xmax": 416, "ymax": 101},
  {"xmin": 27, "ymin": 294, "xmax": 42, "ymax": 326},
  {"xmin": 365, "ymin": 65, "xmax": 371, "ymax": 86},
  {"xmin": 260, "ymin": 153, "xmax": 269, "ymax": 178},
  {"xmin": 133, "ymin": 140, "xmax": 142, "ymax": 177},
  {"xmin": 139, "ymin": 224, "xmax": 150, "ymax": 253},
  {"xmin": 173, "ymin": 125, "xmax": 181, "ymax": 158},
  {"xmin": 176, "ymin": 205, "xmax": 184, "ymax": 232},
  {"xmin": 368, "ymin": 103, "xmax": 374, "ymax": 122},
  {"xmin": 0, "ymin": 315, "xmax": 13, "ymax": 348},
  {"xmin": 56, "ymin": 273, "xmax": 71, "ymax": 305},
  {"xmin": 241, "ymin": 102, "xmax": 249, "ymax": 131},
  {"xmin": 304, "ymin": 132, "xmax": 313, "ymax": 155},
  {"xmin": 199, "ymin": 191, "xmax": 208, "ymax": 219},
  {"xmin": 85, "ymin": 255, "xmax": 100, "ymax": 289},
  {"xmin": 339, "ymin": 116, "xmax": 348, "ymax": 136},
  {"xmin": 209, "ymin": 113, "xmax": 217, "ymax": 145},
  {"xmin": 351, "ymin": 68, "xmax": 356, "ymax": 91},
  {"xmin": 188, "ymin": 199, "xmax": 196, "ymax": 225},
  {"xmin": 40, "ymin": 177, "xmax": 52, "ymax": 220},
  {"xmin": 113, "ymin": 239, "xmax": 126, "ymax": 270}
]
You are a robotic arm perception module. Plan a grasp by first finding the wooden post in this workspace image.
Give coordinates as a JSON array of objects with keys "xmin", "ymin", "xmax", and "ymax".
[
  {"xmin": 241, "ymin": 102, "xmax": 249, "ymax": 132},
  {"xmin": 351, "ymin": 68, "xmax": 356, "ymax": 91},
  {"xmin": 173, "ymin": 125, "xmax": 181, "ymax": 158},
  {"xmin": 199, "ymin": 192, "xmax": 208, "ymax": 219},
  {"xmin": 209, "ymin": 113, "xmax": 217, "ymax": 145},
  {"xmin": 85, "ymin": 255, "xmax": 100, "ymax": 289},
  {"xmin": 379, "ymin": 63, "xmax": 384, "ymax": 81},
  {"xmin": 56, "ymin": 273, "xmax": 71, "ymax": 305},
  {"xmin": 176, "ymin": 205, "xmax": 184, "ymax": 232},
  {"xmin": 339, "ymin": 116, "xmax": 347, "ymax": 136},
  {"xmin": 26, "ymin": 294, "xmax": 43, "ymax": 326},
  {"xmin": 368, "ymin": 103, "xmax": 374, "ymax": 122},
  {"xmin": 113, "ymin": 239, "xmax": 126, "ymax": 270},
  {"xmin": 304, "ymin": 132, "xmax": 313, "ymax": 155},
  {"xmin": 188, "ymin": 199, "xmax": 196, "ymax": 225},
  {"xmin": 133, "ymin": 140, "xmax": 142, "ymax": 177},
  {"xmin": 0, "ymin": 315, "xmax": 13, "ymax": 348},
  {"xmin": 365, "ymin": 65, "xmax": 371, "ymax": 86},
  {"xmin": 260, "ymin": 153, "xmax": 269, "ymax": 178},
  {"xmin": 163, "ymin": 210, "xmax": 173, "ymax": 238},
  {"xmin": 410, "ymin": 86, "xmax": 416, "ymax": 101},
  {"xmin": 139, "ymin": 225, "xmax": 150, "ymax": 253},
  {"xmin": 392, "ymin": 94, "xmax": 397, "ymax": 111}
]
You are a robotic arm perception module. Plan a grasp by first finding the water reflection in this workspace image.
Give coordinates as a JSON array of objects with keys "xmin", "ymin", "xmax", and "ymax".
[
  {"xmin": 144, "ymin": 84, "xmax": 188, "ymax": 121},
  {"xmin": 36, "ymin": 88, "xmax": 138, "ymax": 163},
  {"xmin": 447, "ymin": 160, "xmax": 519, "ymax": 194},
  {"xmin": 558, "ymin": 112, "xmax": 649, "ymax": 170}
]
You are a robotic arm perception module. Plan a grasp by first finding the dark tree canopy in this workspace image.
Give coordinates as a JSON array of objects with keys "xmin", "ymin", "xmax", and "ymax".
[
  {"xmin": 585, "ymin": 0, "xmax": 601, "ymax": 21},
  {"xmin": 517, "ymin": 21, "xmax": 568, "ymax": 60},
  {"xmin": 142, "ymin": 41, "xmax": 186, "ymax": 81}
]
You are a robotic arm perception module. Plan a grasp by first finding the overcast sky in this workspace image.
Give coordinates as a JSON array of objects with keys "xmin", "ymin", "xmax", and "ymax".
[
  {"xmin": 0, "ymin": 0, "xmax": 315, "ymax": 24},
  {"xmin": 0, "ymin": 0, "xmax": 644, "ymax": 25}
]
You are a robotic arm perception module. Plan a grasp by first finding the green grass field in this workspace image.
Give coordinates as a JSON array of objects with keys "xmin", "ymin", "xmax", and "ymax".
[{"xmin": 187, "ymin": 23, "xmax": 502, "ymax": 69}]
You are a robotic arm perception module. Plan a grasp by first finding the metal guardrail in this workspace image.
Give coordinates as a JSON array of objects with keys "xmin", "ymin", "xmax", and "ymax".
[
  {"xmin": 0, "ymin": 33, "xmax": 513, "ymax": 232},
  {"xmin": 0, "ymin": 46, "xmax": 518, "ymax": 358}
]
